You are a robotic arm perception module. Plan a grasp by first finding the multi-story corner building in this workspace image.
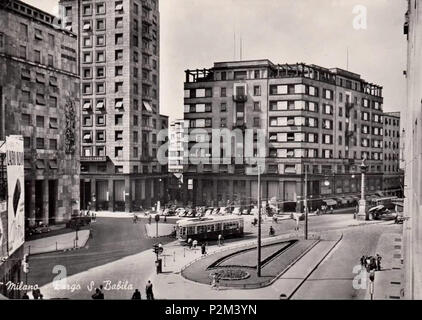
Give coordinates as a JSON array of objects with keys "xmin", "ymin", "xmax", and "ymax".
[
  {"xmin": 0, "ymin": 0, "xmax": 80, "ymax": 298},
  {"xmin": 183, "ymin": 60, "xmax": 386, "ymax": 211},
  {"xmin": 0, "ymin": 0, "xmax": 80, "ymax": 226},
  {"xmin": 382, "ymin": 112, "xmax": 403, "ymax": 197},
  {"xmin": 59, "ymin": 0, "xmax": 169, "ymax": 212},
  {"xmin": 403, "ymin": 0, "xmax": 422, "ymax": 300},
  {"xmin": 169, "ymin": 119, "xmax": 185, "ymax": 173}
]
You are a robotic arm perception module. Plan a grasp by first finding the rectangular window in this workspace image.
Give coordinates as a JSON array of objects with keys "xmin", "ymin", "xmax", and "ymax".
[
  {"xmin": 115, "ymin": 49, "xmax": 123, "ymax": 60},
  {"xmin": 96, "ymin": 114, "xmax": 105, "ymax": 126},
  {"xmin": 96, "ymin": 130, "xmax": 105, "ymax": 142},
  {"xmin": 19, "ymin": 45, "xmax": 26, "ymax": 59},
  {"xmin": 34, "ymin": 50, "xmax": 41, "ymax": 64},
  {"xmin": 48, "ymin": 54, "xmax": 54, "ymax": 67},
  {"xmin": 49, "ymin": 139, "xmax": 57, "ymax": 150},
  {"xmin": 96, "ymin": 35, "xmax": 105, "ymax": 46},
  {"xmin": 115, "ymin": 147, "xmax": 123, "ymax": 158},
  {"xmin": 97, "ymin": 3, "xmax": 106, "ymax": 14},
  {"xmin": 220, "ymin": 87, "xmax": 226, "ymax": 97},
  {"xmin": 96, "ymin": 19, "xmax": 105, "ymax": 30},
  {"xmin": 49, "ymin": 96, "xmax": 57, "ymax": 108},
  {"xmin": 36, "ymin": 138, "xmax": 45, "ymax": 149},
  {"xmin": 254, "ymin": 86, "xmax": 261, "ymax": 96},
  {"xmin": 48, "ymin": 34, "xmax": 55, "ymax": 47},
  {"xmin": 115, "ymin": 33, "xmax": 123, "ymax": 45},
  {"xmin": 20, "ymin": 23, "xmax": 28, "ymax": 38},
  {"xmin": 22, "ymin": 114, "xmax": 31, "ymax": 126}
]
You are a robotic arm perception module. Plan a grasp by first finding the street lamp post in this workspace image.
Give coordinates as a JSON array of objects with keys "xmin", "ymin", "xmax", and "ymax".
[
  {"xmin": 357, "ymin": 157, "xmax": 368, "ymax": 220},
  {"xmin": 257, "ymin": 165, "xmax": 262, "ymax": 277},
  {"xmin": 304, "ymin": 165, "xmax": 308, "ymax": 240}
]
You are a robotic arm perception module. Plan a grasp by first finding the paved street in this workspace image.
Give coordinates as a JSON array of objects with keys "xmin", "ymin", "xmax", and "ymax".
[
  {"xmin": 27, "ymin": 216, "xmax": 174, "ymax": 288},
  {"xmin": 291, "ymin": 223, "xmax": 402, "ymax": 299},
  {"xmin": 26, "ymin": 212, "xmax": 397, "ymax": 299}
]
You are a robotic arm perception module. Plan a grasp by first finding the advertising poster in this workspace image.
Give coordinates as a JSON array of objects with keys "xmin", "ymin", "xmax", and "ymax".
[{"xmin": 6, "ymin": 135, "xmax": 25, "ymax": 256}]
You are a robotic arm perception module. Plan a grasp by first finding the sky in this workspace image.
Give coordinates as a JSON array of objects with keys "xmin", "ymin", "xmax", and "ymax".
[{"xmin": 24, "ymin": 0, "xmax": 407, "ymax": 122}]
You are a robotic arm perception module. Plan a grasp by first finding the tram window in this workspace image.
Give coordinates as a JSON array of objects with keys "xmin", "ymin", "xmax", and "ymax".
[
  {"xmin": 198, "ymin": 225, "xmax": 206, "ymax": 234},
  {"xmin": 207, "ymin": 224, "xmax": 214, "ymax": 232},
  {"xmin": 215, "ymin": 223, "xmax": 221, "ymax": 231},
  {"xmin": 187, "ymin": 227, "xmax": 195, "ymax": 235}
]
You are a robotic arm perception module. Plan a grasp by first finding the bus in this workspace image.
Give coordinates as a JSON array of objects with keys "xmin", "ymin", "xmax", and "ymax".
[{"xmin": 176, "ymin": 215, "xmax": 244, "ymax": 242}]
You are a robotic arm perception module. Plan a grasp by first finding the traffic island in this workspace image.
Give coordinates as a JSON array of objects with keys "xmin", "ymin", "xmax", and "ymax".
[{"xmin": 181, "ymin": 238, "xmax": 318, "ymax": 289}]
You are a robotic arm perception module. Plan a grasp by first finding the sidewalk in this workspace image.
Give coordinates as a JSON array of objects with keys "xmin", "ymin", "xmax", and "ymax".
[
  {"xmin": 365, "ymin": 230, "xmax": 404, "ymax": 300},
  {"xmin": 24, "ymin": 230, "xmax": 90, "ymax": 255}
]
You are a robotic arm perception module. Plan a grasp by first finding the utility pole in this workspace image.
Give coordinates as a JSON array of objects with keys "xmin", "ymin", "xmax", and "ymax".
[
  {"xmin": 257, "ymin": 165, "xmax": 262, "ymax": 277},
  {"xmin": 304, "ymin": 164, "xmax": 308, "ymax": 240}
]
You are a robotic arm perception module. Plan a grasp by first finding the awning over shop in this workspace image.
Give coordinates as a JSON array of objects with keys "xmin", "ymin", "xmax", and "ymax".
[{"xmin": 323, "ymin": 199, "xmax": 337, "ymax": 206}]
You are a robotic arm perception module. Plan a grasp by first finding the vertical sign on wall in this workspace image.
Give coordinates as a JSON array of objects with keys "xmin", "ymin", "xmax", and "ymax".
[{"xmin": 6, "ymin": 135, "xmax": 25, "ymax": 256}]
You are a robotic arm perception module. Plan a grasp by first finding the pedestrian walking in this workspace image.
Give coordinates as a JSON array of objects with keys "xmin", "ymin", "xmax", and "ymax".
[
  {"xmin": 133, "ymin": 214, "xmax": 138, "ymax": 224},
  {"xmin": 330, "ymin": 207, "xmax": 334, "ymax": 214},
  {"xmin": 193, "ymin": 239, "xmax": 198, "ymax": 249},
  {"xmin": 201, "ymin": 242, "xmax": 206, "ymax": 256},
  {"xmin": 146, "ymin": 280, "xmax": 154, "ymax": 300},
  {"xmin": 22, "ymin": 292, "xmax": 29, "ymax": 299},
  {"xmin": 131, "ymin": 289, "xmax": 141, "ymax": 300},
  {"xmin": 376, "ymin": 254, "xmax": 382, "ymax": 271},
  {"xmin": 91, "ymin": 288, "xmax": 102, "ymax": 300},
  {"xmin": 360, "ymin": 255, "xmax": 366, "ymax": 267},
  {"xmin": 218, "ymin": 234, "xmax": 224, "ymax": 246},
  {"xmin": 187, "ymin": 238, "xmax": 192, "ymax": 249},
  {"xmin": 211, "ymin": 274, "xmax": 219, "ymax": 290}
]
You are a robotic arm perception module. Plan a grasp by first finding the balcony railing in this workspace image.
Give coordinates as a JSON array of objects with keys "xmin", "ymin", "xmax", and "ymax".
[
  {"xmin": 80, "ymin": 156, "xmax": 107, "ymax": 162},
  {"xmin": 232, "ymin": 94, "xmax": 247, "ymax": 102}
]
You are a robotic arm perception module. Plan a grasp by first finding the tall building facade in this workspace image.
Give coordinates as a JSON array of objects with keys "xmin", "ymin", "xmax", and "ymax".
[
  {"xmin": 0, "ymin": 0, "xmax": 80, "ymax": 226},
  {"xmin": 382, "ymin": 112, "xmax": 403, "ymax": 197},
  {"xmin": 59, "ymin": 0, "xmax": 169, "ymax": 212},
  {"xmin": 183, "ymin": 60, "xmax": 387, "ymax": 211},
  {"xmin": 169, "ymin": 119, "xmax": 185, "ymax": 173},
  {"xmin": 403, "ymin": 0, "xmax": 422, "ymax": 300}
]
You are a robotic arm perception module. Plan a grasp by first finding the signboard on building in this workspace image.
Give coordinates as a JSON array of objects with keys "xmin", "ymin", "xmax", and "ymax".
[{"xmin": 6, "ymin": 135, "xmax": 25, "ymax": 256}]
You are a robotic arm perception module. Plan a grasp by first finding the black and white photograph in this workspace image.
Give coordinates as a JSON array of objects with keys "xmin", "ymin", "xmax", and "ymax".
[{"xmin": 0, "ymin": 0, "xmax": 421, "ymax": 311}]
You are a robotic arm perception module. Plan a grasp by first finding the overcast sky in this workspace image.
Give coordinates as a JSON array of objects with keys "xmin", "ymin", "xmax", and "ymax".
[{"xmin": 24, "ymin": 0, "xmax": 407, "ymax": 122}]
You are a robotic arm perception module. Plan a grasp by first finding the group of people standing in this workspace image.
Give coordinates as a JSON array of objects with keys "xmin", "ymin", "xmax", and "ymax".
[
  {"xmin": 187, "ymin": 238, "xmax": 209, "ymax": 255},
  {"xmin": 360, "ymin": 254, "xmax": 382, "ymax": 272}
]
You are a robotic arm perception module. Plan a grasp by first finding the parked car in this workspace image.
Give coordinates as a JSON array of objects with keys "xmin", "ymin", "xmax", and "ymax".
[
  {"xmin": 219, "ymin": 207, "xmax": 231, "ymax": 215},
  {"xmin": 204, "ymin": 208, "xmax": 214, "ymax": 216},
  {"xmin": 242, "ymin": 207, "xmax": 252, "ymax": 215},
  {"xmin": 178, "ymin": 209, "xmax": 188, "ymax": 217},
  {"xmin": 232, "ymin": 207, "xmax": 242, "ymax": 215},
  {"xmin": 211, "ymin": 208, "xmax": 220, "ymax": 215}
]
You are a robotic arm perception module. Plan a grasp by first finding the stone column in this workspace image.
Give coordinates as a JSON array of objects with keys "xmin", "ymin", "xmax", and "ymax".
[
  {"xmin": 196, "ymin": 178, "xmax": 203, "ymax": 206},
  {"xmin": 108, "ymin": 179, "xmax": 114, "ymax": 211},
  {"xmin": 42, "ymin": 179, "xmax": 49, "ymax": 225},
  {"xmin": 278, "ymin": 180, "xmax": 284, "ymax": 213},
  {"xmin": 228, "ymin": 179, "xmax": 234, "ymax": 204},
  {"xmin": 125, "ymin": 176, "xmax": 131, "ymax": 212},
  {"xmin": 90, "ymin": 179, "xmax": 96, "ymax": 210},
  {"xmin": 212, "ymin": 179, "xmax": 218, "ymax": 207},
  {"xmin": 245, "ymin": 180, "xmax": 251, "ymax": 206},
  {"xmin": 28, "ymin": 179, "xmax": 36, "ymax": 227}
]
